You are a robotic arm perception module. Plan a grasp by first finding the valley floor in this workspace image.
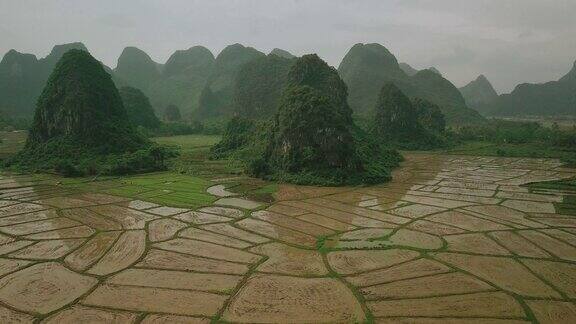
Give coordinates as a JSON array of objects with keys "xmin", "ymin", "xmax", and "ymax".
[{"xmin": 0, "ymin": 153, "xmax": 575, "ymax": 323}]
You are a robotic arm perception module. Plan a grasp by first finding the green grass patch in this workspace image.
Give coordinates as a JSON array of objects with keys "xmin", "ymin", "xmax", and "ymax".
[
  {"xmin": 222, "ymin": 180, "xmax": 279, "ymax": 203},
  {"xmin": 251, "ymin": 183, "xmax": 279, "ymax": 195},
  {"xmin": 100, "ymin": 172, "xmax": 216, "ymax": 209},
  {"xmin": 46, "ymin": 171, "xmax": 218, "ymax": 210},
  {"xmin": 152, "ymin": 134, "xmax": 244, "ymax": 178}
]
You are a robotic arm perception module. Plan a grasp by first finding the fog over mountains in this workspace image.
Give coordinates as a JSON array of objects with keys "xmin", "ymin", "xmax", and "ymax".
[{"xmin": 3, "ymin": 0, "xmax": 576, "ymax": 94}]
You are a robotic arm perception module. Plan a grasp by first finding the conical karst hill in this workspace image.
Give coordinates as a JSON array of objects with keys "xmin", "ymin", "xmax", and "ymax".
[{"xmin": 9, "ymin": 49, "xmax": 165, "ymax": 176}]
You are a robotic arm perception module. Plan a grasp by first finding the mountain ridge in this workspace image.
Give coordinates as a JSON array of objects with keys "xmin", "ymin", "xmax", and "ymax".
[
  {"xmin": 338, "ymin": 43, "xmax": 484, "ymax": 124},
  {"xmin": 459, "ymin": 74, "xmax": 499, "ymax": 115}
]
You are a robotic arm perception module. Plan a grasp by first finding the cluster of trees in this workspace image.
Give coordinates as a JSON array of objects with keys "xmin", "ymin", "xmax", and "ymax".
[
  {"xmin": 458, "ymin": 120, "xmax": 576, "ymax": 147},
  {"xmin": 457, "ymin": 120, "xmax": 576, "ymax": 166},
  {"xmin": 118, "ymin": 87, "xmax": 161, "ymax": 129},
  {"xmin": 233, "ymin": 54, "xmax": 295, "ymax": 119},
  {"xmin": 0, "ymin": 114, "xmax": 30, "ymax": 131}
]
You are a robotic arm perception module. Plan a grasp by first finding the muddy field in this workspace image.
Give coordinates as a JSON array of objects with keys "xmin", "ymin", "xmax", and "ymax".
[{"xmin": 0, "ymin": 154, "xmax": 575, "ymax": 323}]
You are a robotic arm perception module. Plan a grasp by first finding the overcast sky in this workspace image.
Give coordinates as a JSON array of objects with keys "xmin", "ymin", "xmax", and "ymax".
[{"xmin": 1, "ymin": 0, "xmax": 575, "ymax": 93}]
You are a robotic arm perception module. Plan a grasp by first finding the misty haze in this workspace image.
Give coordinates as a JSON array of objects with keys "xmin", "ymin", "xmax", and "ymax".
[{"xmin": 0, "ymin": 1, "xmax": 575, "ymax": 323}]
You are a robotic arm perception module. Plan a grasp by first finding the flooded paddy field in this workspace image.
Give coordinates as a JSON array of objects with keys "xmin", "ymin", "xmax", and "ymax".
[{"xmin": 0, "ymin": 154, "xmax": 575, "ymax": 323}]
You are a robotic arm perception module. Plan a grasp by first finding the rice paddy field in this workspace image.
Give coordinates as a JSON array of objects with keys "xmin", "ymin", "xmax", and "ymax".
[{"xmin": 1, "ymin": 131, "xmax": 576, "ymax": 322}]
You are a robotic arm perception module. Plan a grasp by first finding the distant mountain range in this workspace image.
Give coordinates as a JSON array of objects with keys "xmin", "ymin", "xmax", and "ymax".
[
  {"xmin": 459, "ymin": 75, "xmax": 499, "ymax": 115},
  {"xmin": 489, "ymin": 61, "xmax": 576, "ymax": 117},
  {"xmin": 338, "ymin": 43, "xmax": 484, "ymax": 125},
  {"xmin": 269, "ymin": 48, "xmax": 296, "ymax": 59},
  {"xmin": 459, "ymin": 61, "xmax": 576, "ymax": 117},
  {"xmin": 195, "ymin": 44, "xmax": 265, "ymax": 119},
  {"xmin": 113, "ymin": 45, "xmax": 217, "ymax": 117},
  {"xmin": 2, "ymin": 42, "xmax": 573, "ymax": 122}
]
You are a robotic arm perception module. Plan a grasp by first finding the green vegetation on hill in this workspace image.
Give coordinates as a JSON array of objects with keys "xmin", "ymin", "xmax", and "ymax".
[
  {"xmin": 213, "ymin": 54, "xmax": 401, "ymax": 186},
  {"xmin": 0, "ymin": 50, "xmax": 42, "ymax": 118},
  {"xmin": 371, "ymin": 83, "xmax": 421, "ymax": 138},
  {"xmin": 338, "ymin": 43, "xmax": 484, "ymax": 125},
  {"xmin": 0, "ymin": 42, "xmax": 88, "ymax": 118},
  {"xmin": 338, "ymin": 43, "xmax": 406, "ymax": 117},
  {"xmin": 150, "ymin": 46, "xmax": 215, "ymax": 116},
  {"xmin": 408, "ymin": 69, "xmax": 483, "ymax": 125},
  {"xmin": 5, "ymin": 50, "xmax": 171, "ymax": 176},
  {"xmin": 113, "ymin": 46, "xmax": 216, "ymax": 118},
  {"xmin": 119, "ymin": 86, "xmax": 161, "ymax": 129},
  {"xmin": 256, "ymin": 85, "xmax": 361, "ymax": 183},
  {"xmin": 414, "ymin": 98, "xmax": 446, "ymax": 134},
  {"xmin": 113, "ymin": 46, "xmax": 161, "ymax": 94},
  {"xmin": 370, "ymin": 83, "xmax": 447, "ymax": 149},
  {"xmin": 196, "ymin": 44, "xmax": 265, "ymax": 119},
  {"xmin": 234, "ymin": 54, "xmax": 295, "ymax": 119},
  {"xmin": 197, "ymin": 86, "xmax": 220, "ymax": 118}
]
